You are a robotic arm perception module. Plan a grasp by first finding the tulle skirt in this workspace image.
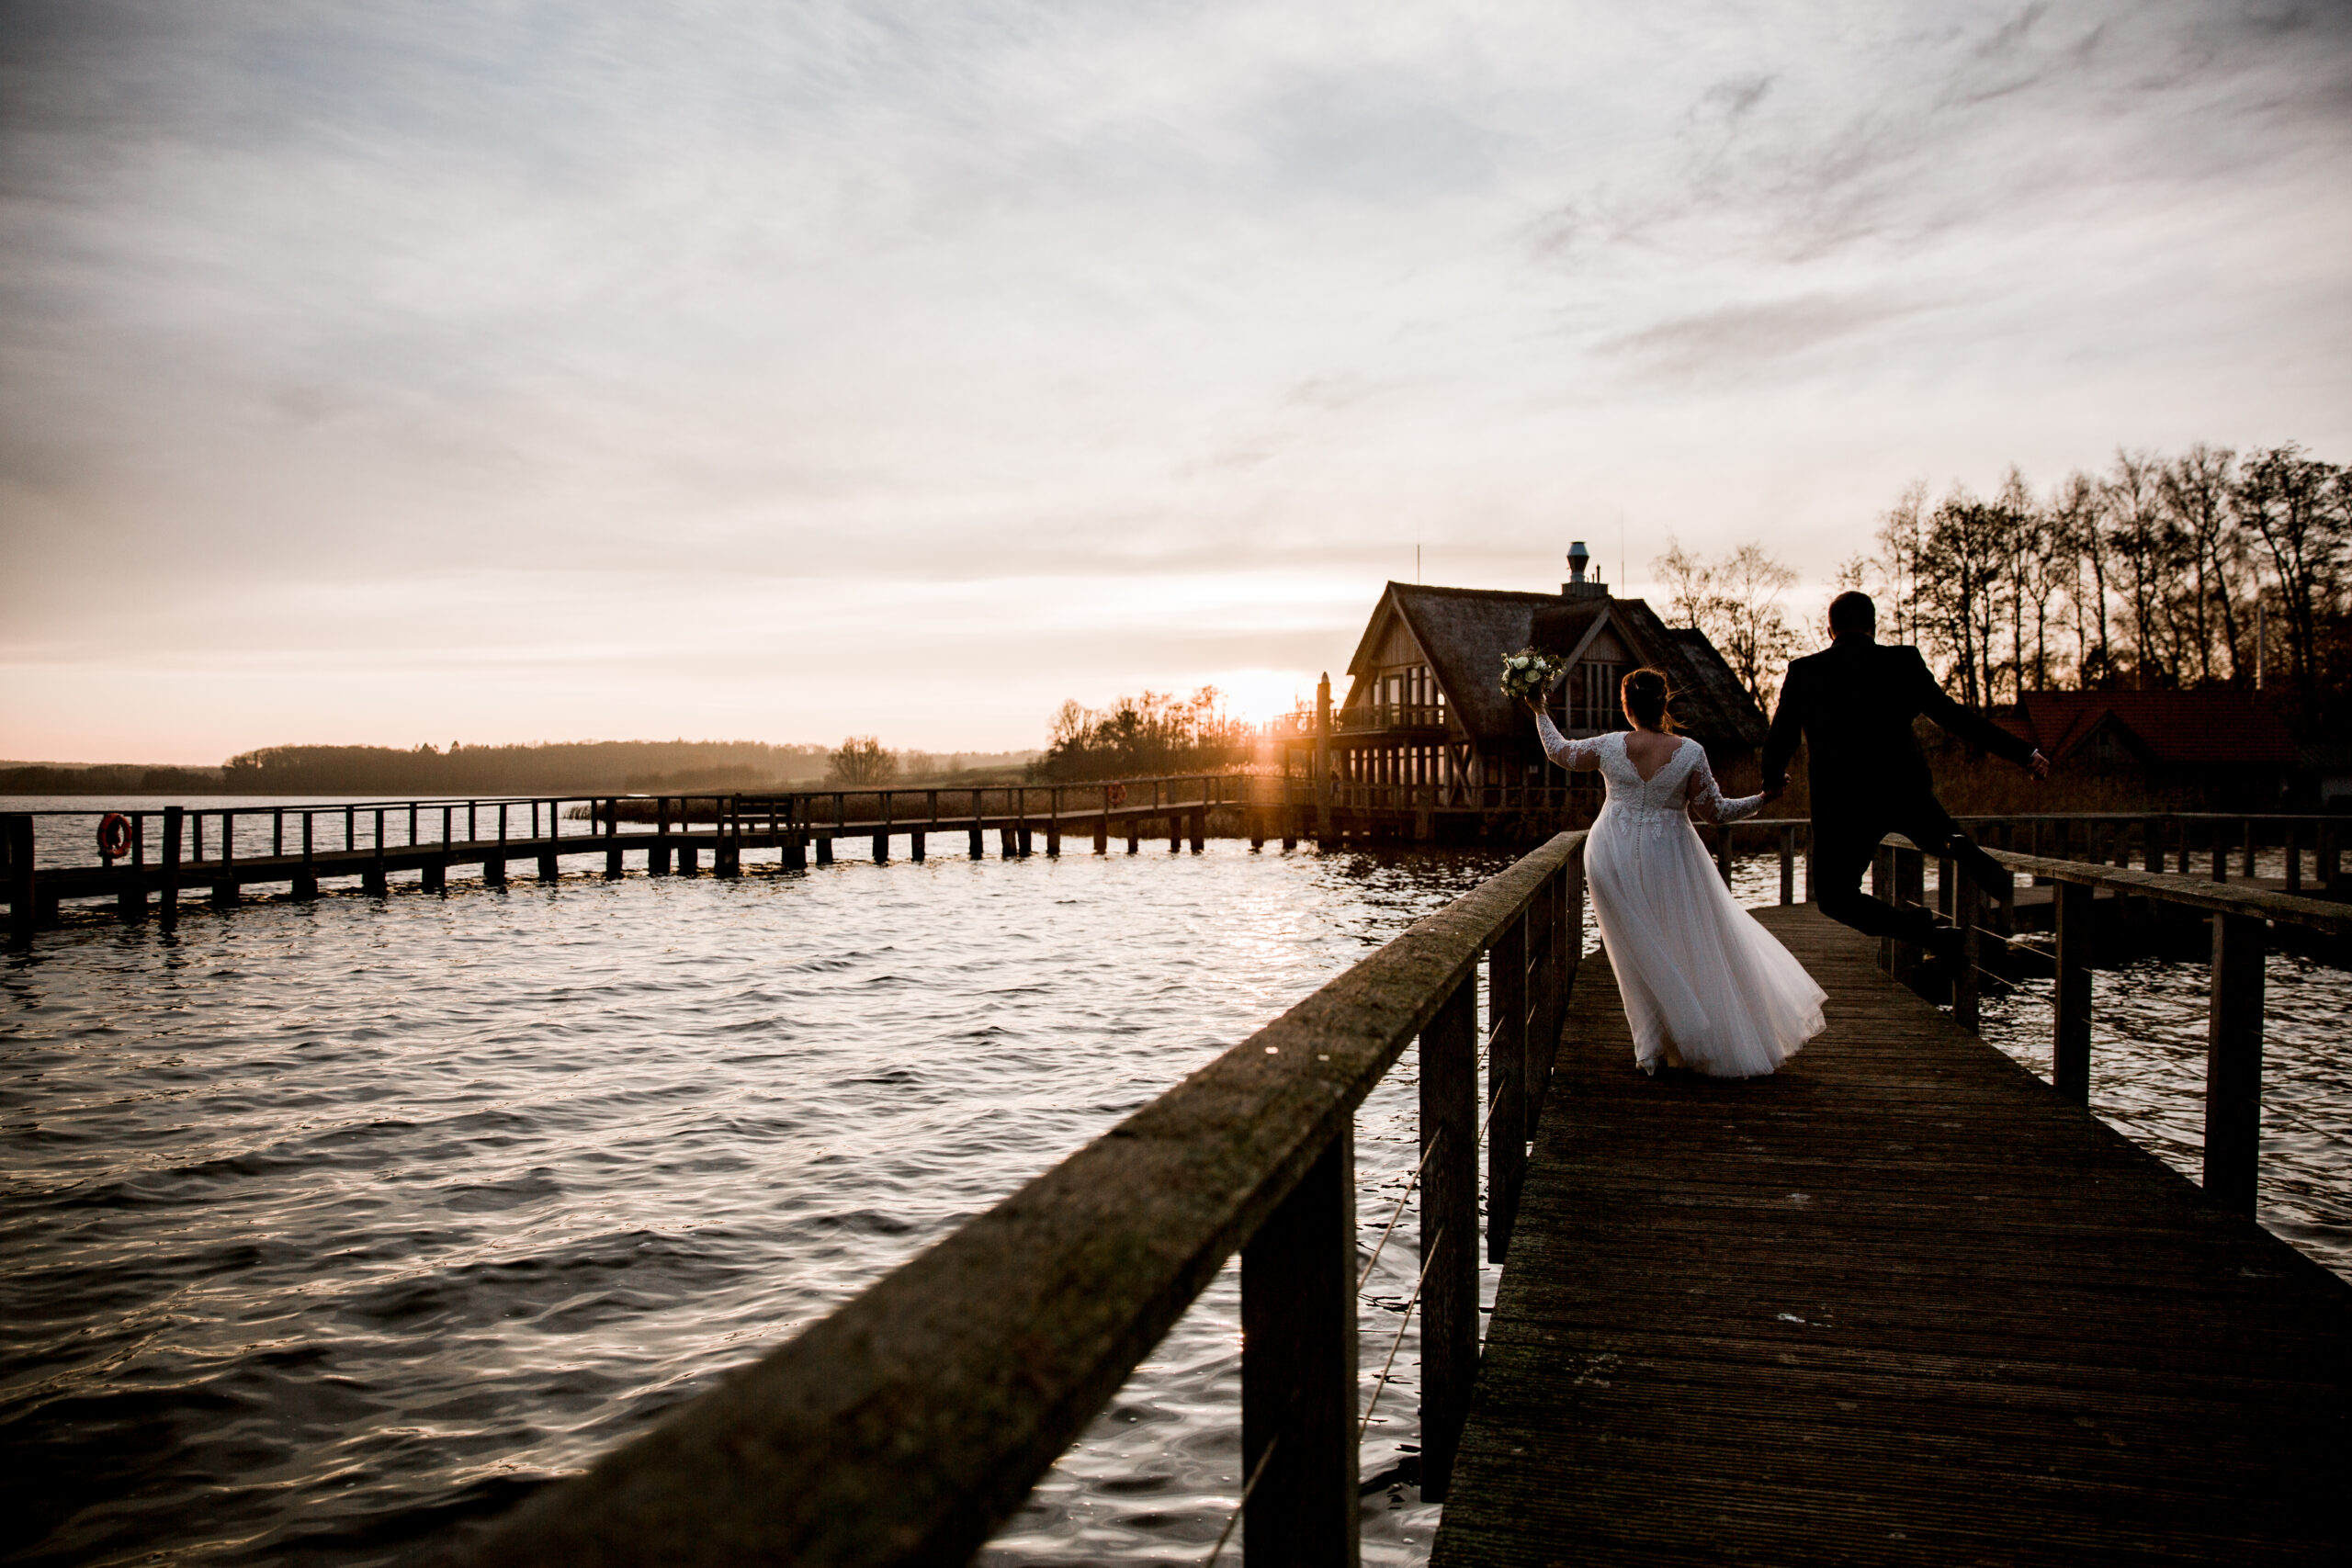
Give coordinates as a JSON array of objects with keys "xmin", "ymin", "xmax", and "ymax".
[{"xmin": 1586, "ymin": 803, "xmax": 1826, "ymax": 1078}]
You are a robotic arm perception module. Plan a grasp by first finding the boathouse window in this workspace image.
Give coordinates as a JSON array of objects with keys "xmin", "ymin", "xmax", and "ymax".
[
  {"xmin": 1370, "ymin": 665, "xmax": 1441, "ymax": 727},
  {"xmin": 1560, "ymin": 661, "xmax": 1623, "ymax": 732}
]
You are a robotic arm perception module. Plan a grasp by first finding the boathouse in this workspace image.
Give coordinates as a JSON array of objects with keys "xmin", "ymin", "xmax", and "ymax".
[
  {"xmin": 1302, "ymin": 546, "xmax": 1767, "ymax": 829},
  {"xmin": 1996, "ymin": 689, "xmax": 2304, "ymax": 808}
]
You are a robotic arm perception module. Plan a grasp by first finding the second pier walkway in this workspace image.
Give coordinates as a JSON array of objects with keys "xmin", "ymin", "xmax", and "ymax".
[{"xmin": 1431, "ymin": 905, "xmax": 2352, "ymax": 1565}]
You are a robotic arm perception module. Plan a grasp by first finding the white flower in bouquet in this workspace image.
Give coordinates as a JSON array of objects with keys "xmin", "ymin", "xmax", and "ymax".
[{"xmin": 1498, "ymin": 647, "xmax": 1565, "ymax": 700}]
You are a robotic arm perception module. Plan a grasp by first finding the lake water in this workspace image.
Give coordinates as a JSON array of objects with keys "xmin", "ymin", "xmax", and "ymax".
[{"xmin": 4, "ymin": 807, "xmax": 2346, "ymax": 1566}]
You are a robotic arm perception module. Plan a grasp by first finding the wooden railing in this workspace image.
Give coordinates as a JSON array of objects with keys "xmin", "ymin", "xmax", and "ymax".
[
  {"xmin": 1867, "ymin": 833, "xmax": 2352, "ymax": 1217},
  {"xmin": 460, "ymin": 831, "xmax": 1590, "ymax": 1568}
]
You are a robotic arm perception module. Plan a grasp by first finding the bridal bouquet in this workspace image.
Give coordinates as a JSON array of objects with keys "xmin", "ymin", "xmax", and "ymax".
[{"xmin": 1498, "ymin": 647, "xmax": 1566, "ymax": 700}]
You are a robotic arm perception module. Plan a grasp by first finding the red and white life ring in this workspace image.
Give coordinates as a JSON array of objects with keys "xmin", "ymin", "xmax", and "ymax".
[
  {"xmin": 96, "ymin": 812, "xmax": 132, "ymax": 859},
  {"xmin": 1105, "ymin": 783, "xmax": 1128, "ymax": 808}
]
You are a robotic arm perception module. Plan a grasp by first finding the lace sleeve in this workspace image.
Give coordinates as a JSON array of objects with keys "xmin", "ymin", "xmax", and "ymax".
[
  {"xmin": 1684, "ymin": 745, "xmax": 1763, "ymax": 822},
  {"xmin": 1534, "ymin": 710, "xmax": 1604, "ymax": 770}
]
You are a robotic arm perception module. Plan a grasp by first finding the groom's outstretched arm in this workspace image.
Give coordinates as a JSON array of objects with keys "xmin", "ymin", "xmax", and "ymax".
[
  {"xmin": 1910, "ymin": 649, "xmax": 2037, "ymax": 766},
  {"xmin": 1760, "ymin": 664, "xmax": 1805, "ymax": 789}
]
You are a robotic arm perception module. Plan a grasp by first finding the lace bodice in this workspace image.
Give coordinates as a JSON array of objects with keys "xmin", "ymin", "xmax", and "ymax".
[{"xmin": 1535, "ymin": 715, "xmax": 1762, "ymax": 825}]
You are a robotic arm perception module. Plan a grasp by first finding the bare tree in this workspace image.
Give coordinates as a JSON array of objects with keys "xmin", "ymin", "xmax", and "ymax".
[
  {"xmin": 1873, "ymin": 481, "xmax": 1928, "ymax": 647},
  {"xmin": 2050, "ymin": 469, "xmax": 2112, "ymax": 687},
  {"xmin": 2234, "ymin": 444, "xmax": 2346, "ymax": 715},
  {"xmin": 2162, "ymin": 444, "xmax": 2247, "ymax": 682},
  {"xmin": 1713, "ymin": 545, "xmax": 1803, "ymax": 709},
  {"xmin": 2105, "ymin": 450, "xmax": 2182, "ymax": 687},
  {"xmin": 825, "ymin": 736, "xmax": 899, "ymax": 785},
  {"xmin": 1652, "ymin": 539, "xmax": 1718, "ymax": 632}
]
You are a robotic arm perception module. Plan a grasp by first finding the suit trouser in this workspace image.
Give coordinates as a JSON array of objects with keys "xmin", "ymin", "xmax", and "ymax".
[{"xmin": 1811, "ymin": 796, "xmax": 2007, "ymax": 945}]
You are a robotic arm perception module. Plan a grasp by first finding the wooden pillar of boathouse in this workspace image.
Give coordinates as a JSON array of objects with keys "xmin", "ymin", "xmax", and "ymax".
[{"xmin": 1314, "ymin": 672, "xmax": 1333, "ymax": 847}]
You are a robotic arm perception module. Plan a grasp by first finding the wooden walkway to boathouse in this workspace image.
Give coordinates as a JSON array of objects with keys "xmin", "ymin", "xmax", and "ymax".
[{"xmin": 1433, "ymin": 904, "xmax": 2352, "ymax": 1565}]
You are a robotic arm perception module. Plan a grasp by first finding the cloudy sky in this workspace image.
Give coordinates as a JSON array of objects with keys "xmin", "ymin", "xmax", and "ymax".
[{"xmin": 4, "ymin": 0, "xmax": 2348, "ymax": 761}]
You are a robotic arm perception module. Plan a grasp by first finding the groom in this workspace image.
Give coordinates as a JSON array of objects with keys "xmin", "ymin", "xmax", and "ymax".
[{"xmin": 1761, "ymin": 591, "xmax": 2049, "ymax": 957}]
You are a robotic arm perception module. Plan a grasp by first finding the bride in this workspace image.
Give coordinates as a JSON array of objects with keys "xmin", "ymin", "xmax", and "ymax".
[{"xmin": 1528, "ymin": 668, "xmax": 1825, "ymax": 1078}]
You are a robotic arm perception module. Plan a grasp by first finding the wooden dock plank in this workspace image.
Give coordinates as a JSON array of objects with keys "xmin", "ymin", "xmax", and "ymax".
[{"xmin": 1431, "ymin": 905, "xmax": 2351, "ymax": 1567}]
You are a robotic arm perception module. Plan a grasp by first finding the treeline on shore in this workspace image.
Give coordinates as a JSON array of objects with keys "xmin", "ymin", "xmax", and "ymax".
[
  {"xmin": 1657, "ymin": 441, "xmax": 2352, "ymax": 728},
  {"xmin": 1026, "ymin": 688, "xmax": 1255, "ymax": 782},
  {"xmin": 4, "ymin": 739, "xmax": 1048, "ymax": 797},
  {"xmin": 0, "ymin": 763, "xmax": 229, "ymax": 795}
]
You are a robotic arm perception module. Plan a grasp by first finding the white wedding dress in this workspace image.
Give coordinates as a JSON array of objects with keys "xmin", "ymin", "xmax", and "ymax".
[{"xmin": 1538, "ymin": 715, "xmax": 1826, "ymax": 1078}]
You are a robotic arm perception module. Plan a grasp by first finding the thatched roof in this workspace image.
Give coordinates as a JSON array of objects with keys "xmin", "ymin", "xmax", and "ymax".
[{"xmin": 1346, "ymin": 581, "xmax": 1768, "ymax": 753}]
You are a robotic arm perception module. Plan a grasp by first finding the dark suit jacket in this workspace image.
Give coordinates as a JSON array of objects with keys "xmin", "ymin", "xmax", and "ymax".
[{"xmin": 1762, "ymin": 639, "xmax": 2035, "ymax": 820}]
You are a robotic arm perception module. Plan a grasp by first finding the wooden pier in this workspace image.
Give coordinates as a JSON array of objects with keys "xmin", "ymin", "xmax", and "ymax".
[
  {"xmin": 0, "ymin": 778, "xmax": 1267, "ymax": 937},
  {"xmin": 1432, "ymin": 904, "xmax": 2352, "ymax": 1565}
]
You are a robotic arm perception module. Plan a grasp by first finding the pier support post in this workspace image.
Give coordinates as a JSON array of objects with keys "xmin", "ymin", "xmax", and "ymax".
[
  {"xmin": 650, "ymin": 842, "xmax": 671, "ymax": 875},
  {"xmin": 910, "ymin": 829, "xmax": 924, "ymax": 863},
  {"xmin": 679, "ymin": 841, "xmax": 700, "ymax": 875},
  {"xmin": 1239, "ymin": 1130, "xmax": 1357, "ymax": 1568},
  {"xmin": 161, "ymin": 807, "xmax": 183, "ymax": 931},
  {"xmin": 716, "ymin": 840, "xmax": 741, "ymax": 877},
  {"xmin": 1419, "ymin": 973, "xmax": 1479, "ymax": 1503},
  {"xmin": 422, "ymin": 857, "xmax": 447, "ymax": 893},
  {"xmin": 2053, "ymin": 882, "xmax": 2093, "ymax": 1104},
  {"xmin": 5, "ymin": 816, "xmax": 33, "ymax": 945},
  {"xmin": 1092, "ymin": 808, "xmax": 1108, "ymax": 856},
  {"xmin": 484, "ymin": 854, "xmax": 507, "ymax": 888},
  {"xmin": 1000, "ymin": 824, "xmax": 1018, "ymax": 859},
  {"xmin": 1190, "ymin": 807, "xmax": 1204, "ymax": 853},
  {"xmin": 540, "ymin": 852, "xmax": 560, "ymax": 884},
  {"xmin": 1953, "ymin": 883, "xmax": 1982, "ymax": 1033},
  {"xmin": 2204, "ymin": 912, "xmax": 2267, "ymax": 1216},
  {"xmin": 783, "ymin": 833, "xmax": 807, "ymax": 871},
  {"xmin": 1125, "ymin": 817, "xmax": 1138, "ymax": 854},
  {"xmin": 362, "ymin": 861, "xmax": 387, "ymax": 897},
  {"xmin": 605, "ymin": 843, "xmax": 624, "ymax": 880},
  {"xmin": 294, "ymin": 813, "xmax": 316, "ymax": 901},
  {"xmin": 815, "ymin": 833, "xmax": 832, "ymax": 867},
  {"xmin": 872, "ymin": 830, "xmax": 888, "ymax": 864},
  {"xmin": 1893, "ymin": 846, "xmax": 1924, "ymax": 985},
  {"xmin": 211, "ymin": 875, "xmax": 238, "ymax": 909}
]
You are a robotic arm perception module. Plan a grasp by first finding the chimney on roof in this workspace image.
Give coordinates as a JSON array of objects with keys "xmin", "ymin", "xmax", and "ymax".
[{"xmin": 1563, "ymin": 541, "xmax": 1608, "ymax": 600}]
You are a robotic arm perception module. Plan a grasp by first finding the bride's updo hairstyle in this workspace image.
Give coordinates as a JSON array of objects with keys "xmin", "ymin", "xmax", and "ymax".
[{"xmin": 1619, "ymin": 667, "xmax": 1676, "ymax": 732}]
